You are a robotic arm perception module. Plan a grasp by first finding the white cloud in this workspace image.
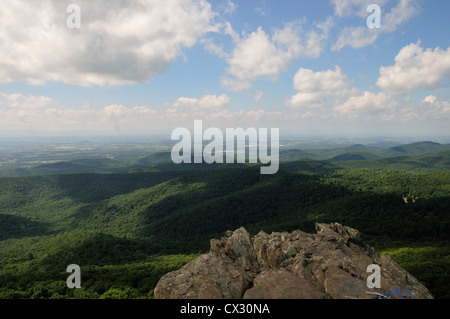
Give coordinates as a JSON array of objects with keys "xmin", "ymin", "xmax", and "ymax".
[
  {"xmin": 383, "ymin": 0, "xmax": 420, "ymax": 33},
  {"xmin": 222, "ymin": 18, "xmax": 332, "ymax": 91},
  {"xmin": 286, "ymin": 66, "xmax": 352, "ymax": 108},
  {"xmin": 220, "ymin": 77, "xmax": 252, "ymax": 92},
  {"xmin": 285, "ymin": 65, "xmax": 402, "ymax": 121},
  {"xmin": 398, "ymin": 95, "xmax": 450, "ymax": 121},
  {"xmin": 253, "ymin": 90, "xmax": 264, "ymax": 103},
  {"xmin": 272, "ymin": 18, "xmax": 333, "ymax": 59},
  {"xmin": 0, "ymin": 93, "xmax": 55, "ymax": 109},
  {"xmin": 333, "ymin": 91, "xmax": 397, "ymax": 118},
  {"xmin": 103, "ymin": 104, "xmax": 127, "ymax": 118},
  {"xmin": 332, "ymin": 0, "xmax": 419, "ymax": 51},
  {"xmin": 223, "ymin": 21, "xmax": 240, "ymax": 43},
  {"xmin": 332, "ymin": 26, "xmax": 379, "ymax": 51},
  {"xmin": 292, "ymin": 66, "xmax": 349, "ymax": 93},
  {"xmin": 377, "ymin": 42, "xmax": 450, "ymax": 94},
  {"xmin": 0, "ymin": 92, "xmax": 165, "ymax": 131},
  {"xmin": 220, "ymin": 0, "xmax": 237, "ymax": 14},
  {"xmin": 173, "ymin": 94, "xmax": 230, "ymax": 109},
  {"xmin": 0, "ymin": 0, "xmax": 217, "ymax": 86},
  {"xmin": 286, "ymin": 92, "xmax": 326, "ymax": 109},
  {"xmin": 99, "ymin": 105, "xmax": 160, "ymax": 130},
  {"xmin": 226, "ymin": 27, "xmax": 290, "ymax": 82},
  {"xmin": 422, "ymin": 95, "xmax": 450, "ymax": 115},
  {"xmin": 0, "ymin": 90, "xmax": 289, "ymax": 132},
  {"xmin": 423, "ymin": 95, "xmax": 438, "ymax": 105},
  {"xmin": 201, "ymin": 38, "xmax": 229, "ymax": 59}
]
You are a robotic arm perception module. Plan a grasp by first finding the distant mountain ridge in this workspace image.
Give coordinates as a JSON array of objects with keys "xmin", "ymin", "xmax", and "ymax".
[
  {"xmin": 381, "ymin": 141, "xmax": 450, "ymax": 157},
  {"xmin": 280, "ymin": 141, "xmax": 450, "ymax": 162},
  {"xmin": 1, "ymin": 140, "xmax": 450, "ymax": 176}
]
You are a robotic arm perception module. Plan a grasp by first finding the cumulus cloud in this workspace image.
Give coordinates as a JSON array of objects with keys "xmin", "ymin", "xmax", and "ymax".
[
  {"xmin": 226, "ymin": 27, "xmax": 290, "ymax": 82},
  {"xmin": 292, "ymin": 66, "xmax": 349, "ymax": 93},
  {"xmin": 285, "ymin": 65, "xmax": 400, "ymax": 120},
  {"xmin": 285, "ymin": 66, "xmax": 353, "ymax": 109},
  {"xmin": 221, "ymin": 18, "xmax": 333, "ymax": 91},
  {"xmin": 423, "ymin": 95, "xmax": 438, "ymax": 105},
  {"xmin": 284, "ymin": 59, "xmax": 450, "ymax": 122},
  {"xmin": 333, "ymin": 91, "xmax": 397, "ymax": 118},
  {"xmin": 0, "ymin": 0, "xmax": 217, "ymax": 86},
  {"xmin": 421, "ymin": 95, "xmax": 450, "ymax": 115},
  {"xmin": 377, "ymin": 42, "xmax": 450, "ymax": 94},
  {"xmin": 332, "ymin": 0, "xmax": 420, "ymax": 51},
  {"xmin": 397, "ymin": 95, "xmax": 450, "ymax": 121}
]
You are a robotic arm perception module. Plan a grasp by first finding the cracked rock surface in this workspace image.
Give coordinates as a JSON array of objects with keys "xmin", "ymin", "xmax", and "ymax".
[{"xmin": 154, "ymin": 223, "xmax": 433, "ymax": 299}]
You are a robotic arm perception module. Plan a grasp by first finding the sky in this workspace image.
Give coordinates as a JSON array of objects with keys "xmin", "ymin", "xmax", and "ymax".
[{"xmin": 0, "ymin": 0, "xmax": 449, "ymax": 138}]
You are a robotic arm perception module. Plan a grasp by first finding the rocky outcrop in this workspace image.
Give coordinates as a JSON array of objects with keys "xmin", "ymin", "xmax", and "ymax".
[{"xmin": 154, "ymin": 223, "xmax": 434, "ymax": 299}]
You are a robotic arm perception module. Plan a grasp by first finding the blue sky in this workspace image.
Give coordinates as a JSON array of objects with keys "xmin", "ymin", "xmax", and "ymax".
[{"xmin": 0, "ymin": 0, "xmax": 449, "ymax": 137}]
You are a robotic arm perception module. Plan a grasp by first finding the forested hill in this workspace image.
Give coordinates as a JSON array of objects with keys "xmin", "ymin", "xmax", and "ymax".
[{"xmin": 0, "ymin": 143, "xmax": 449, "ymax": 299}]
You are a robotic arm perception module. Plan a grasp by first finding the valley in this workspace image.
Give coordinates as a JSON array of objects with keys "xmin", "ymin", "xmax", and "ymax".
[{"xmin": 0, "ymin": 137, "xmax": 449, "ymax": 299}]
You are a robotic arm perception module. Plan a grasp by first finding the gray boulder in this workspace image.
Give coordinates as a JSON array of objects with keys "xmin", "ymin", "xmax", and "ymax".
[{"xmin": 154, "ymin": 223, "xmax": 434, "ymax": 299}]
